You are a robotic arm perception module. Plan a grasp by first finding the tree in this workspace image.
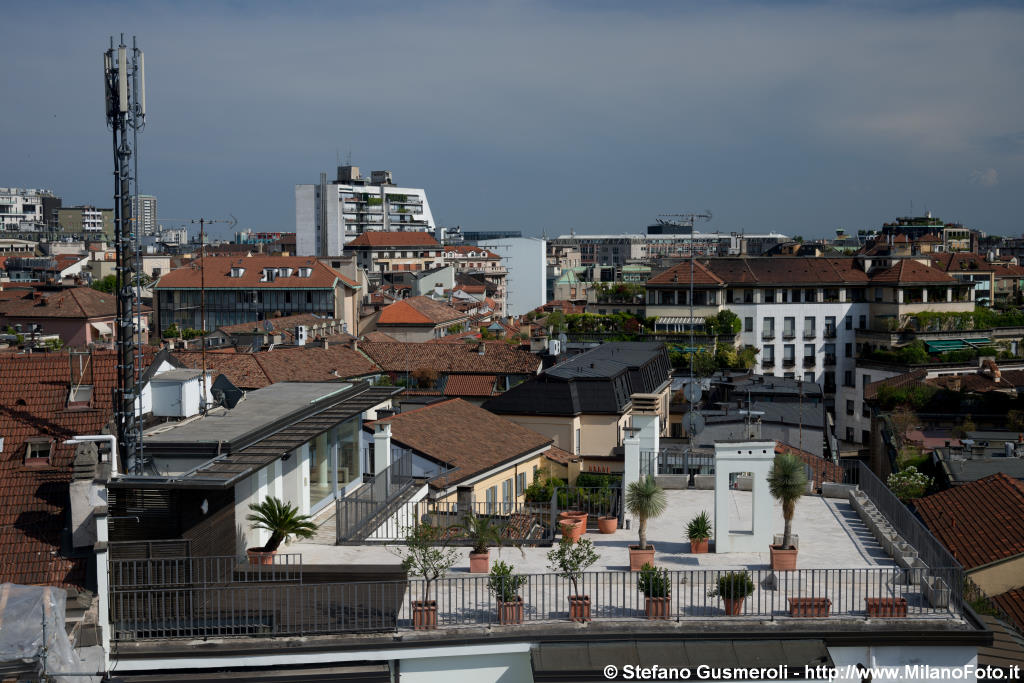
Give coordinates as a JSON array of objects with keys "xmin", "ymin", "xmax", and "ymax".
[
  {"xmin": 887, "ymin": 466, "xmax": 932, "ymax": 502},
  {"xmin": 161, "ymin": 323, "xmax": 180, "ymax": 339},
  {"xmin": 767, "ymin": 453, "xmax": 807, "ymax": 550},
  {"xmin": 625, "ymin": 475, "xmax": 667, "ymax": 551},
  {"xmin": 395, "ymin": 524, "xmax": 460, "ymax": 604},
  {"xmin": 246, "ymin": 497, "xmax": 317, "ymax": 553},
  {"xmin": 91, "ymin": 275, "xmax": 117, "ymax": 293},
  {"xmin": 546, "ymin": 536, "xmax": 598, "ymax": 598},
  {"xmin": 545, "ymin": 311, "xmax": 566, "ymax": 333}
]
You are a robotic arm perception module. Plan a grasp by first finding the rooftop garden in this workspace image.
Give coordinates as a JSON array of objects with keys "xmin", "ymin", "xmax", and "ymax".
[
  {"xmin": 898, "ymin": 307, "xmax": 1024, "ymax": 332},
  {"xmin": 860, "ymin": 339, "xmax": 1020, "ymax": 365}
]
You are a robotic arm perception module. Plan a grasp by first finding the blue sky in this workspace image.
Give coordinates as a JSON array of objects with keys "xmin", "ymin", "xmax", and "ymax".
[{"xmin": 3, "ymin": 1, "xmax": 1023, "ymax": 239}]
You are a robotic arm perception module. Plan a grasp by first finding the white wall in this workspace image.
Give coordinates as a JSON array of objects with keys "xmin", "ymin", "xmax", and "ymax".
[
  {"xmin": 478, "ymin": 237, "xmax": 546, "ymax": 315},
  {"xmin": 295, "ymin": 184, "xmax": 316, "ymax": 256},
  {"xmin": 399, "ymin": 651, "xmax": 533, "ymax": 683},
  {"xmin": 827, "ymin": 644, "xmax": 978, "ymax": 682}
]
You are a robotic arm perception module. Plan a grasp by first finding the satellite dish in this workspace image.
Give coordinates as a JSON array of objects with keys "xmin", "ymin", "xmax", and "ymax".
[
  {"xmin": 210, "ymin": 373, "xmax": 244, "ymax": 410},
  {"xmin": 683, "ymin": 382, "xmax": 702, "ymax": 403},
  {"xmin": 681, "ymin": 412, "xmax": 706, "ymax": 436}
]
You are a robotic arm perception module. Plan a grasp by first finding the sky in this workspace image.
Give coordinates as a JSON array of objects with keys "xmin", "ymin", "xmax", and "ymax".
[{"xmin": 3, "ymin": 1, "xmax": 1023, "ymax": 240}]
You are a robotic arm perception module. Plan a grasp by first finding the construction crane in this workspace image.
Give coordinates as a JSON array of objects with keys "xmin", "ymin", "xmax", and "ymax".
[{"xmin": 655, "ymin": 211, "xmax": 713, "ymax": 230}]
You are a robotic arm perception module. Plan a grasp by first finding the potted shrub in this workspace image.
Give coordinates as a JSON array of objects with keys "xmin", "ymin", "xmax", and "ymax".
[
  {"xmin": 488, "ymin": 560, "xmax": 528, "ymax": 625},
  {"xmin": 625, "ymin": 475, "xmax": 667, "ymax": 570},
  {"xmin": 245, "ymin": 497, "xmax": 316, "ymax": 565},
  {"xmin": 547, "ymin": 536, "xmax": 599, "ymax": 622},
  {"xmin": 708, "ymin": 571, "xmax": 755, "ymax": 615},
  {"xmin": 636, "ymin": 562, "xmax": 672, "ymax": 620},
  {"xmin": 686, "ymin": 511, "xmax": 712, "ymax": 554},
  {"xmin": 767, "ymin": 453, "xmax": 807, "ymax": 571},
  {"xmin": 395, "ymin": 524, "xmax": 459, "ymax": 630},
  {"xmin": 458, "ymin": 512, "xmax": 504, "ymax": 574}
]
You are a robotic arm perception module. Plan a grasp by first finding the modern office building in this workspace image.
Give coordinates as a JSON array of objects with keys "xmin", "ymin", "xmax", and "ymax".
[{"xmin": 295, "ymin": 164, "xmax": 435, "ymax": 257}]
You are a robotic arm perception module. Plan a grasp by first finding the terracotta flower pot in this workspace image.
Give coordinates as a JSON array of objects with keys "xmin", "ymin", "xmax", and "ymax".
[
  {"xmin": 568, "ymin": 595, "xmax": 591, "ymax": 622},
  {"xmin": 689, "ymin": 537, "xmax": 709, "ymax": 554},
  {"xmin": 560, "ymin": 519, "xmax": 584, "ymax": 542},
  {"xmin": 572, "ymin": 512, "xmax": 588, "ymax": 533},
  {"xmin": 788, "ymin": 597, "xmax": 831, "ymax": 617},
  {"xmin": 246, "ymin": 547, "xmax": 275, "ymax": 565},
  {"xmin": 629, "ymin": 544, "xmax": 656, "ymax": 571},
  {"xmin": 865, "ymin": 597, "xmax": 907, "ymax": 618},
  {"xmin": 497, "ymin": 597, "xmax": 524, "ymax": 625},
  {"xmin": 769, "ymin": 545, "xmax": 798, "ymax": 571},
  {"xmin": 597, "ymin": 516, "xmax": 618, "ymax": 534},
  {"xmin": 413, "ymin": 600, "xmax": 438, "ymax": 630},
  {"xmin": 469, "ymin": 550, "xmax": 490, "ymax": 573},
  {"xmin": 644, "ymin": 595, "xmax": 671, "ymax": 620},
  {"xmin": 558, "ymin": 509, "xmax": 583, "ymax": 522},
  {"xmin": 722, "ymin": 597, "xmax": 745, "ymax": 616}
]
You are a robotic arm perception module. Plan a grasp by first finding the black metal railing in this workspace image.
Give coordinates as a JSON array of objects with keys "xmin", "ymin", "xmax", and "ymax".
[
  {"xmin": 109, "ymin": 554, "xmax": 303, "ymax": 590},
  {"xmin": 641, "ymin": 449, "xmax": 715, "ymax": 478},
  {"xmin": 363, "ymin": 498, "xmax": 557, "ymax": 545},
  {"xmin": 109, "ymin": 566, "xmax": 963, "ymax": 642},
  {"xmin": 335, "ymin": 452, "xmax": 416, "ymax": 542}
]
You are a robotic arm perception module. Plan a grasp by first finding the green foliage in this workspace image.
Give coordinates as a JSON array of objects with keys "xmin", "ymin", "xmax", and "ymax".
[
  {"xmin": 951, "ymin": 415, "xmax": 977, "ymax": 439},
  {"xmin": 887, "ymin": 466, "xmax": 932, "ymax": 502},
  {"xmin": 366, "ymin": 197, "xmax": 383, "ymax": 206},
  {"xmin": 574, "ymin": 472, "xmax": 620, "ymax": 488},
  {"xmin": 162, "ymin": 323, "xmax": 179, "ymax": 339},
  {"xmin": 669, "ymin": 348, "xmax": 719, "ymax": 376},
  {"xmin": 896, "ymin": 446, "xmax": 929, "ymax": 470},
  {"xmin": 458, "ymin": 513, "xmax": 505, "ymax": 555},
  {"xmin": 44, "ymin": 338, "xmax": 63, "ymax": 350},
  {"xmin": 396, "ymin": 524, "xmax": 460, "ymax": 602},
  {"xmin": 1008, "ymin": 410, "xmax": 1024, "ymax": 431},
  {"xmin": 479, "ymin": 326, "xmax": 495, "ymax": 340},
  {"xmin": 768, "ymin": 453, "xmax": 807, "ymax": 549},
  {"xmin": 708, "ymin": 571, "xmax": 756, "ymax": 600},
  {"xmin": 594, "ymin": 281, "xmax": 645, "ymax": 303},
  {"xmin": 523, "ymin": 472, "xmax": 565, "ymax": 503},
  {"xmin": 488, "ymin": 560, "xmax": 528, "ymax": 602},
  {"xmin": 374, "ymin": 374, "xmax": 394, "ymax": 386},
  {"xmin": 736, "ymin": 345, "xmax": 759, "ymax": 370},
  {"xmin": 626, "ymin": 475, "xmax": 667, "ymax": 551},
  {"xmin": 180, "ymin": 327, "xmax": 205, "ymax": 340},
  {"xmin": 686, "ymin": 511, "xmax": 712, "ymax": 542},
  {"xmin": 862, "ymin": 340, "xmax": 929, "ymax": 364},
  {"xmin": 544, "ymin": 311, "xmax": 566, "ymax": 333},
  {"xmin": 875, "ymin": 384, "xmax": 937, "ymax": 411},
  {"xmin": 91, "ymin": 274, "xmax": 117, "ymax": 293},
  {"xmin": 703, "ymin": 310, "xmax": 741, "ymax": 336},
  {"xmin": 636, "ymin": 562, "xmax": 671, "ymax": 598},
  {"xmin": 546, "ymin": 536, "xmax": 599, "ymax": 597},
  {"xmin": 448, "ymin": 324, "xmax": 464, "ymax": 334},
  {"xmin": 246, "ymin": 497, "xmax": 317, "ymax": 553}
]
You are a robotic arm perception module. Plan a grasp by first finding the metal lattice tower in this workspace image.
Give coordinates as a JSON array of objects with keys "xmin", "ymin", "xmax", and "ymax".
[{"xmin": 103, "ymin": 35, "xmax": 146, "ymax": 474}]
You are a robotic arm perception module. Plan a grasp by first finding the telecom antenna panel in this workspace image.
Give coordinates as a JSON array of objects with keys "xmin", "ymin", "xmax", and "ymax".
[{"xmin": 103, "ymin": 35, "xmax": 146, "ymax": 474}]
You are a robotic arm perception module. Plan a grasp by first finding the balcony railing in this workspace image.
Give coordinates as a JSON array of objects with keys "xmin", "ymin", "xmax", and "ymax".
[
  {"xmin": 782, "ymin": 330, "xmax": 796, "ymax": 339},
  {"xmin": 782, "ymin": 358, "xmax": 796, "ymax": 367},
  {"xmin": 761, "ymin": 358, "xmax": 775, "ymax": 368},
  {"xmin": 761, "ymin": 331, "xmax": 775, "ymax": 340},
  {"xmin": 824, "ymin": 327, "xmax": 837, "ymax": 339},
  {"xmin": 824, "ymin": 354, "xmax": 837, "ymax": 366},
  {"xmin": 803, "ymin": 357, "xmax": 816, "ymax": 368},
  {"xmin": 804, "ymin": 330, "xmax": 817, "ymax": 339}
]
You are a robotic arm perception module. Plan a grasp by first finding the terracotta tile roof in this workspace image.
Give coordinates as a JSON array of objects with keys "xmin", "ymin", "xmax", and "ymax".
[
  {"xmin": 362, "ymin": 331, "xmax": 399, "ymax": 342},
  {"xmin": 893, "ymin": 234, "xmax": 911, "ymax": 244},
  {"xmin": 916, "ymin": 473, "xmax": 1024, "ymax": 569},
  {"xmin": 774, "ymin": 442, "xmax": 843, "ymax": 489},
  {"xmin": 927, "ymin": 370, "xmax": 1024, "ymax": 394},
  {"xmin": 993, "ymin": 263, "xmax": 1024, "ymax": 277},
  {"xmin": 155, "ymin": 256, "xmax": 356, "ymax": 290},
  {"xmin": 345, "ymin": 232, "xmax": 440, "ymax": 247},
  {"xmin": 428, "ymin": 329, "xmax": 483, "ymax": 343},
  {"xmin": 443, "ymin": 246, "xmax": 501, "ymax": 259},
  {"xmin": 0, "ymin": 350, "xmax": 152, "ymax": 588},
  {"xmin": 647, "ymin": 260, "xmax": 725, "ymax": 286},
  {"xmin": 545, "ymin": 446, "xmax": 577, "ymax": 465},
  {"xmin": 366, "ymin": 398, "xmax": 552, "ymax": 488},
  {"xmin": 991, "ymin": 589, "xmax": 1024, "ymax": 635},
  {"xmin": 537, "ymin": 300, "xmax": 587, "ymax": 315},
  {"xmin": 359, "ymin": 340, "xmax": 541, "ymax": 375},
  {"xmin": 0, "ymin": 287, "xmax": 148, "ymax": 319},
  {"xmin": 864, "ymin": 369, "xmax": 929, "ymax": 401},
  {"xmin": 443, "ymin": 374, "xmax": 497, "ymax": 397},
  {"xmin": 931, "ymin": 253, "xmax": 995, "ymax": 273},
  {"xmin": 868, "ymin": 259, "xmax": 955, "ymax": 284},
  {"xmin": 216, "ymin": 313, "xmax": 346, "ymax": 337},
  {"xmin": 377, "ymin": 296, "xmax": 468, "ymax": 326},
  {"xmin": 0, "ymin": 287, "xmax": 34, "ymax": 302},
  {"xmin": 173, "ymin": 345, "xmax": 379, "ymax": 389},
  {"xmin": 917, "ymin": 234, "xmax": 942, "ymax": 243},
  {"xmin": 706, "ymin": 258, "xmax": 872, "ymax": 285}
]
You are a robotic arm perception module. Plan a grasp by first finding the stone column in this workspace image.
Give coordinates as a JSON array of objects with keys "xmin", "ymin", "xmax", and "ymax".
[
  {"xmin": 373, "ymin": 423, "xmax": 391, "ymax": 476},
  {"xmin": 623, "ymin": 435, "xmax": 641, "ymax": 490}
]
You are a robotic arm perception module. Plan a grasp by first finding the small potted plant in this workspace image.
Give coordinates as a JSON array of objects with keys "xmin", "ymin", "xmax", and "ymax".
[
  {"xmin": 547, "ymin": 536, "xmax": 599, "ymax": 622},
  {"xmin": 636, "ymin": 562, "xmax": 672, "ymax": 620},
  {"xmin": 395, "ymin": 524, "xmax": 459, "ymax": 630},
  {"xmin": 458, "ymin": 512, "xmax": 504, "ymax": 574},
  {"xmin": 708, "ymin": 571, "xmax": 755, "ymax": 616},
  {"xmin": 768, "ymin": 453, "xmax": 807, "ymax": 571},
  {"xmin": 686, "ymin": 511, "xmax": 712, "ymax": 554},
  {"xmin": 626, "ymin": 475, "xmax": 667, "ymax": 570},
  {"xmin": 488, "ymin": 560, "xmax": 528, "ymax": 625},
  {"xmin": 245, "ymin": 497, "xmax": 317, "ymax": 565}
]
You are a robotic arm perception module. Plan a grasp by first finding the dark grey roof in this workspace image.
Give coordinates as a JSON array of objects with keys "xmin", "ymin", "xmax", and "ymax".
[{"xmin": 701, "ymin": 402, "xmax": 826, "ymax": 429}]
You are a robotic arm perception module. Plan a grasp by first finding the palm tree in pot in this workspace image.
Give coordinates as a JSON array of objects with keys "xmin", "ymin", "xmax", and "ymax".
[
  {"xmin": 767, "ymin": 453, "xmax": 808, "ymax": 570},
  {"xmin": 686, "ymin": 510, "xmax": 712, "ymax": 554},
  {"xmin": 246, "ymin": 497, "xmax": 317, "ymax": 565},
  {"xmin": 547, "ymin": 536, "xmax": 599, "ymax": 622},
  {"xmin": 458, "ymin": 512, "xmax": 505, "ymax": 574},
  {"xmin": 625, "ymin": 475, "xmax": 667, "ymax": 570},
  {"xmin": 487, "ymin": 560, "xmax": 529, "ymax": 625}
]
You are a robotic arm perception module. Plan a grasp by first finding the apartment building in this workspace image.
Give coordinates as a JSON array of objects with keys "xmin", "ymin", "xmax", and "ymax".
[
  {"xmin": 295, "ymin": 165, "xmax": 435, "ymax": 257},
  {"xmin": 0, "ymin": 187, "xmax": 60, "ymax": 231},
  {"xmin": 442, "ymin": 245, "xmax": 508, "ymax": 314},
  {"xmin": 343, "ymin": 230, "xmax": 443, "ymax": 281},
  {"xmin": 646, "ymin": 257, "xmax": 974, "ymax": 445},
  {"xmin": 57, "ymin": 205, "xmax": 114, "ymax": 239},
  {"xmin": 131, "ymin": 194, "xmax": 157, "ymax": 236}
]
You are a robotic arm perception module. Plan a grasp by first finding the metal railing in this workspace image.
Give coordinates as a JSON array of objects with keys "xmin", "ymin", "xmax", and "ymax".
[
  {"xmin": 362, "ymin": 499, "xmax": 556, "ymax": 545},
  {"xmin": 109, "ymin": 566, "xmax": 964, "ymax": 641},
  {"xmin": 110, "ymin": 554, "xmax": 303, "ymax": 589},
  {"xmin": 554, "ymin": 485, "xmax": 624, "ymax": 530},
  {"xmin": 641, "ymin": 449, "xmax": 715, "ymax": 477},
  {"xmin": 335, "ymin": 452, "xmax": 416, "ymax": 542}
]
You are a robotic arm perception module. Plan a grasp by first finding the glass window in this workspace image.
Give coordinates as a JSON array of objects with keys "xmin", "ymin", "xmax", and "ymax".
[
  {"xmin": 764, "ymin": 345, "xmax": 775, "ymax": 361},
  {"xmin": 764, "ymin": 288, "xmax": 775, "ymax": 303},
  {"xmin": 502, "ymin": 478, "xmax": 513, "ymax": 503},
  {"xmin": 845, "ymin": 315, "xmax": 853, "ymax": 330},
  {"xmin": 336, "ymin": 417, "xmax": 360, "ymax": 488},
  {"xmin": 308, "ymin": 432, "xmax": 331, "ymax": 507},
  {"xmin": 846, "ymin": 400, "xmax": 855, "ymax": 415},
  {"xmin": 517, "ymin": 472, "xmax": 527, "ymax": 496},
  {"xmin": 859, "ymin": 315, "xmax": 866, "ymax": 330},
  {"xmin": 744, "ymin": 317, "xmax": 753, "ymax": 333},
  {"xmin": 784, "ymin": 344, "xmax": 795, "ymax": 361},
  {"xmin": 804, "ymin": 317, "xmax": 816, "ymax": 337},
  {"xmin": 784, "ymin": 317, "xmax": 795, "ymax": 337},
  {"xmin": 845, "ymin": 343, "xmax": 853, "ymax": 358},
  {"xmin": 763, "ymin": 317, "xmax": 774, "ymax": 337},
  {"xmin": 804, "ymin": 344, "xmax": 815, "ymax": 359},
  {"xmin": 804, "ymin": 372, "xmax": 815, "ymax": 382}
]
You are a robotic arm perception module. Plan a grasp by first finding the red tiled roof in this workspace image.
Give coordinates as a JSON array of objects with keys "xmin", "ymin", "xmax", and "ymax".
[
  {"xmin": 216, "ymin": 313, "xmax": 345, "ymax": 337},
  {"xmin": 443, "ymin": 246, "xmax": 501, "ymax": 259},
  {"xmin": 545, "ymin": 446, "xmax": 577, "ymax": 465},
  {"xmin": 359, "ymin": 340, "xmax": 541, "ymax": 375},
  {"xmin": 362, "ymin": 331, "xmax": 399, "ymax": 342},
  {"xmin": 647, "ymin": 260, "xmax": 725, "ymax": 286},
  {"xmin": 345, "ymin": 232, "xmax": 440, "ymax": 248},
  {"xmin": 916, "ymin": 473, "xmax": 1024, "ymax": 570},
  {"xmin": 931, "ymin": 253, "xmax": 995, "ymax": 273},
  {"xmin": 377, "ymin": 296, "xmax": 468, "ymax": 326},
  {"xmin": 155, "ymin": 256, "xmax": 355, "ymax": 290},
  {"xmin": 917, "ymin": 234, "xmax": 942, "ymax": 243},
  {"xmin": 366, "ymin": 399, "xmax": 552, "ymax": 488},
  {"xmin": 173, "ymin": 345, "xmax": 379, "ymax": 389},
  {"xmin": 443, "ymin": 374, "xmax": 497, "ymax": 397},
  {"xmin": 927, "ymin": 370, "xmax": 1024, "ymax": 394},
  {"xmin": 991, "ymin": 589, "xmax": 1024, "ymax": 634},
  {"xmin": 868, "ymin": 259, "xmax": 955, "ymax": 284},
  {"xmin": 992, "ymin": 263, "xmax": 1024, "ymax": 277},
  {"xmin": 774, "ymin": 442, "xmax": 843, "ymax": 489},
  {"xmin": 0, "ymin": 287, "xmax": 144, "ymax": 320}
]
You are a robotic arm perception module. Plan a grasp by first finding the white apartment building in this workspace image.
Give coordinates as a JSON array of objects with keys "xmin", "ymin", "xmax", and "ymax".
[
  {"xmin": 131, "ymin": 194, "xmax": 158, "ymax": 236},
  {"xmin": 478, "ymin": 236, "xmax": 546, "ymax": 316},
  {"xmin": 549, "ymin": 231, "xmax": 790, "ymax": 267},
  {"xmin": 0, "ymin": 187, "xmax": 55, "ymax": 231},
  {"xmin": 295, "ymin": 165, "xmax": 435, "ymax": 257},
  {"xmin": 646, "ymin": 257, "xmax": 976, "ymax": 446}
]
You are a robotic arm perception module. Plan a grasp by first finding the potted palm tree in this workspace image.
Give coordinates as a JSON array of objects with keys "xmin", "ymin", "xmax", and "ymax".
[
  {"xmin": 708, "ymin": 571, "xmax": 755, "ymax": 615},
  {"xmin": 396, "ymin": 524, "xmax": 459, "ymax": 630},
  {"xmin": 245, "ymin": 497, "xmax": 317, "ymax": 564},
  {"xmin": 626, "ymin": 475, "xmax": 667, "ymax": 570},
  {"xmin": 636, "ymin": 562, "xmax": 671, "ymax": 619},
  {"xmin": 686, "ymin": 511, "xmax": 712, "ymax": 554},
  {"xmin": 458, "ymin": 512, "xmax": 504, "ymax": 573},
  {"xmin": 487, "ymin": 560, "xmax": 528, "ymax": 625},
  {"xmin": 547, "ymin": 536, "xmax": 599, "ymax": 622},
  {"xmin": 767, "ymin": 453, "xmax": 807, "ymax": 571}
]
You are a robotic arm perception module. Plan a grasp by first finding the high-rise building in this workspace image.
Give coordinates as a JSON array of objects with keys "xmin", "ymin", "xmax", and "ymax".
[
  {"xmin": 132, "ymin": 194, "xmax": 158, "ymax": 236},
  {"xmin": 295, "ymin": 164, "xmax": 435, "ymax": 257}
]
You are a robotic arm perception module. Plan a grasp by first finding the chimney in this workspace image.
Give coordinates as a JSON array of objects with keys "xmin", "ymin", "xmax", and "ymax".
[
  {"xmin": 373, "ymin": 423, "xmax": 392, "ymax": 475},
  {"xmin": 478, "ymin": 343, "xmax": 486, "ymax": 356},
  {"xmin": 349, "ymin": 338, "xmax": 359, "ymax": 353},
  {"xmin": 319, "ymin": 338, "xmax": 329, "ymax": 349}
]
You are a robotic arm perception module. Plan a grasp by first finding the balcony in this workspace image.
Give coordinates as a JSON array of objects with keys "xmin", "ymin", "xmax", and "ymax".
[
  {"xmin": 761, "ymin": 331, "xmax": 775, "ymax": 340},
  {"xmin": 804, "ymin": 330, "xmax": 817, "ymax": 340},
  {"xmin": 761, "ymin": 358, "xmax": 775, "ymax": 368},
  {"xmin": 782, "ymin": 358, "xmax": 796, "ymax": 368},
  {"xmin": 782, "ymin": 330, "xmax": 796, "ymax": 340},
  {"xmin": 803, "ymin": 357, "xmax": 816, "ymax": 368},
  {"xmin": 824, "ymin": 327, "xmax": 837, "ymax": 339},
  {"xmin": 824, "ymin": 354, "xmax": 837, "ymax": 366},
  {"xmin": 824, "ymin": 382, "xmax": 837, "ymax": 393}
]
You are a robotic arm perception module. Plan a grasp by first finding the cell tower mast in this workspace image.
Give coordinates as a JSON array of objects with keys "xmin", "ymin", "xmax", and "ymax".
[{"xmin": 103, "ymin": 35, "xmax": 146, "ymax": 474}]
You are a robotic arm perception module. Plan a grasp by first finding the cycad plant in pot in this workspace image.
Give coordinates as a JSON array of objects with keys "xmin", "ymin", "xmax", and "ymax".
[
  {"xmin": 626, "ymin": 475, "xmax": 667, "ymax": 570},
  {"xmin": 708, "ymin": 571, "xmax": 755, "ymax": 616},
  {"xmin": 547, "ymin": 536, "xmax": 599, "ymax": 622},
  {"xmin": 686, "ymin": 510, "xmax": 712, "ymax": 554},
  {"xmin": 458, "ymin": 512, "xmax": 504, "ymax": 574},
  {"xmin": 395, "ymin": 524, "xmax": 459, "ymax": 630},
  {"xmin": 488, "ymin": 560, "xmax": 528, "ymax": 625},
  {"xmin": 245, "ymin": 497, "xmax": 317, "ymax": 565},
  {"xmin": 767, "ymin": 453, "xmax": 807, "ymax": 571},
  {"xmin": 636, "ymin": 562, "xmax": 672, "ymax": 620}
]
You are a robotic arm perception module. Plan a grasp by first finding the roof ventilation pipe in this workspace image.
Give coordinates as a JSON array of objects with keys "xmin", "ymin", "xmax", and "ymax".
[{"xmin": 64, "ymin": 434, "xmax": 119, "ymax": 477}]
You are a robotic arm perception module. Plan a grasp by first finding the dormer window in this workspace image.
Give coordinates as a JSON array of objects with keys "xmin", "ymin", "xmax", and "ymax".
[
  {"xmin": 24, "ymin": 438, "xmax": 52, "ymax": 467},
  {"xmin": 280, "ymin": 267, "xmax": 294, "ymax": 278},
  {"xmin": 68, "ymin": 384, "xmax": 93, "ymax": 409},
  {"xmin": 261, "ymin": 268, "xmax": 277, "ymax": 282},
  {"xmin": 298, "ymin": 267, "xmax": 312, "ymax": 278},
  {"xmin": 230, "ymin": 267, "xmax": 245, "ymax": 277}
]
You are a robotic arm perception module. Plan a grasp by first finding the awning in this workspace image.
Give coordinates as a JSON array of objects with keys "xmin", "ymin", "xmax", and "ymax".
[
  {"xmin": 90, "ymin": 321, "xmax": 112, "ymax": 336},
  {"xmin": 925, "ymin": 338, "xmax": 992, "ymax": 353}
]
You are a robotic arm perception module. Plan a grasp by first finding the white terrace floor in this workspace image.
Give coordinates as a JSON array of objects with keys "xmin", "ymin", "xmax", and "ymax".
[{"xmin": 293, "ymin": 489, "xmax": 894, "ymax": 573}]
